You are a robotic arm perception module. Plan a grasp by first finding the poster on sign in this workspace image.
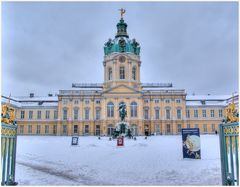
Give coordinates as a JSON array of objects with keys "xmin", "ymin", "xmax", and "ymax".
[
  {"xmin": 71, "ymin": 136, "xmax": 79, "ymax": 145},
  {"xmin": 182, "ymin": 128, "xmax": 201, "ymax": 159},
  {"xmin": 117, "ymin": 136, "xmax": 124, "ymax": 146}
]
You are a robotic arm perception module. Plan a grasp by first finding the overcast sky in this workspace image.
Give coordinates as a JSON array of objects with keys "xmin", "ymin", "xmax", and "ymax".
[{"xmin": 2, "ymin": 2, "xmax": 238, "ymax": 97}]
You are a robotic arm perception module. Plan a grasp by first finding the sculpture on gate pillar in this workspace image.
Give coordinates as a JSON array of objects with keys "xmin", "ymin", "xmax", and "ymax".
[
  {"xmin": 222, "ymin": 94, "xmax": 239, "ymax": 123},
  {"xmin": 1, "ymin": 95, "xmax": 16, "ymax": 125}
]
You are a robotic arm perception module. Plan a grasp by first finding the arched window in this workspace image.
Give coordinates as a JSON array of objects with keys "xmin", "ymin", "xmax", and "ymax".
[
  {"xmin": 155, "ymin": 107, "xmax": 160, "ymax": 119},
  {"xmin": 73, "ymin": 107, "xmax": 79, "ymax": 120},
  {"xmin": 165, "ymin": 107, "xmax": 171, "ymax": 120},
  {"xmin": 108, "ymin": 67, "xmax": 112, "ymax": 80},
  {"xmin": 176, "ymin": 108, "xmax": 182, "ymax": 119},
  {"xmin": 107, "ymin": 102, "xmax": 114, "ymax": 117},
  {"xmin": 63, "ymin": 108, "xmax": 68, "ymax": 120},
  {"xmin": 132, "ymin": 66, "xmax": 136, "ymax": 80},
  {"xmin": 144, "ymin": 107, "xmax": 149, "ymax": 119},
  {"xmin": 85, "ymin": 108, "xmax": 90, "ymax": 120},
  {"xmin": 131, "ymin": 102, "xmax": 137, "ymax": 117},
  {"xmin": 120, "ymin": 67, "xmax": 125, "ymax": 79}
]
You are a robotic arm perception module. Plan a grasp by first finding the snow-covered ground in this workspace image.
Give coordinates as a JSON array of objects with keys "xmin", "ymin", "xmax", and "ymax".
[{"xmin": 15, "ymin": 135, "xmax": 221, "ymax": 185}]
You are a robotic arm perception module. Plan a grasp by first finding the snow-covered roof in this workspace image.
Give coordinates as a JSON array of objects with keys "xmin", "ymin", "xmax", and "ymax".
[
  {"xmin": 186, "ymin": 95, "xmax": 231, "ymax": 107},
  {"xmin": 186, "ymin": 100, "xmax": 227, "ymax": 107},
  {"xmin": 15, "ymin": 96, "xmax": 58, "ymax": 102},
  {"xmin": 186, "ymin": 95, "xmax": 231, "ymax": 101},
  {"xmin": 1, "ymin": 97, "xmax": 22, "ymax": 108},
  {"xmin": 1, "ymin": 95, "xmax": 58, "ymax": 108}
]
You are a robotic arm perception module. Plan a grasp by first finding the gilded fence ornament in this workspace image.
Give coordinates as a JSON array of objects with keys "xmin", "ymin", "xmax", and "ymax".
[
  {"xmin": 222, "ymin": 100, "xmax": 239, "ymax": 123},
  {"xmin": 1, "ymin": 96, "xmax": 16, "ymax": 125}
]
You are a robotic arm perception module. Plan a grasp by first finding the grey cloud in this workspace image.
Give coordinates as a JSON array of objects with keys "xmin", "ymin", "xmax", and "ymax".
[{"xmin": 2, "ymin": 2, "xmax": 238, "ymax": 96}]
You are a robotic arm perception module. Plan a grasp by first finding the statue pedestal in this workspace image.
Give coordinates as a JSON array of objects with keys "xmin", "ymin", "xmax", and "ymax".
[{"xmin": 116, "ymin": 122, "xmax": 129, "ymax": 135}]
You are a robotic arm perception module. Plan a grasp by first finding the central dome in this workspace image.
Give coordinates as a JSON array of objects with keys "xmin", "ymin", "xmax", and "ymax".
[{"xmin": 104, "ymin": 18, "xmax": 140, "ymax": 56}]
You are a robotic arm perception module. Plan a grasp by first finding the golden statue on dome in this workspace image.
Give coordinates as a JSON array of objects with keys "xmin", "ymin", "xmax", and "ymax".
[{"xmin": 119, "ymin": 8, "xmax": 126, "ymax": 18}]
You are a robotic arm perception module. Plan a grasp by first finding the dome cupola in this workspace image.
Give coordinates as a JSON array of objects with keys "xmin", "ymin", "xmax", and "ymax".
[{"xmin": 104, "ymin": 9, "xmax": 140, "ymax": 56}]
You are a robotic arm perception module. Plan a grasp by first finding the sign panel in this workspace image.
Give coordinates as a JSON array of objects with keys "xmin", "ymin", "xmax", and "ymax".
[
  {"xmin": 117, "ymin": 136, "xmax": 124, "ymax": 146},
  {"xmin": 182, "ymin": 128, "xmax": 201, "ymax": 159},
  {"xmin": 71, "ymin": 136, "xmax": 79, "ymax": 145}
]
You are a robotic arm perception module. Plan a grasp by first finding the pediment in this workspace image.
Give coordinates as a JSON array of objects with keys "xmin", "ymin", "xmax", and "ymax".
[{"xmin": 103, "ymin": 84, "xmax": 139, "ymax": 94}]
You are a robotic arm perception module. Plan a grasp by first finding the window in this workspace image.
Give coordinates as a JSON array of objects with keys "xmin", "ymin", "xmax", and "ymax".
[
  {"xmin": 131, "ymin": 102, "xmax": 137, "ymax": 117},
  {"xmin": 85, "ymin": 125, "xmax": 89, "ymax": 134},
  {"xmin": 96, "ymin": 100, "xmax": 101, "ymax": 104},
  {"xmin": 20, "ymin": 125, "xmax": 24, "ymax": 134},
  {"xmin": 186, "ymin": 110, "xmax": 190, "ymax": 118},
  {"xmin": 177, "ymin": 124, "xmax": 182, "ymax": 133},
  {"xmin": 53, "ymin": 125, "xmax": 57, "ymax": 134},
  {"xmin": 211, "ymin": 124, "xmax": 215, "ymax": 132},
  {"xmin": 108, "ymin": 67, "xmax": 112, "ymax": 80},
  {"xmin": 177, "ymin": 109, "xmax": 181, "ymax": 119},
  {"xmin": 45, "ymin": 125, "xmax": 49, "ymax": 134},
  {"xmin": 54, "ymin": 110, "xmax": 58, "ymax": 119},
  {"xmin": 85, "ymin": 108, "xmax": 90, "ymax": 120},
  {"xmin": 96, "ymin": 108, "xmax": 100, "ymax": 120},
  {"xmin": 210, "ymin": 110, "xmax": 215, "ymax": 118},
  {"xmin": 63, "ymin": 125, "xmax": 67, "ymax": 134},
  {"xmin": 85, "ymin": 100, "xmax": 90, "ymax": 104},
  {"xmin": 20, "ymin": 111, "xmax": 25, "ymax": 119},
  {"xmin": 194, "ymin": 110, "xmax": 198, "ymax": 118},
  {"xmin": 37, "ymin": 111, "xmax": 41, "ymax": 119},
  {"xmin": 165, "ymin": 99, "xmax": 170, "ymax": 103},
  {"xmin": 202, "ymin": 109, "xmax": 206, "ymax": 118},
  {"xmin": 63, "ymin": 109, "xmax": 68, "ymax": 120},
  {"xmin": 74, "ymin": 108, "xmax": 78, "ymax": 120},
  {"xmin": 166, "ymin": 109, "xmax": 171, "ymax": 119},
  {"xmin": 28, "ymin": 125, "xmax": 32, "ymax": 134},
  {"xmin": 187, "ymin": 124, "xmax": 191, "ymax": 128},
  {"xmin": 63, "ymin": 99, "xmax": 68, "ymax": 105},
  {"xmin": 155, "ymin": 108, "xmax": 160, "ymax": 119},
  {"xmin": 195, "ymin": 124, "xmax": 199, "ymax": 128},
  {"xmin": 203, "ymin": 124, "xmax": 207, "ymax": 133},
  {"xmin": 144, "ymin": 108, "xmax": 149, "ymax": 119},
  {"xmin": 120, "ymin": 67, "xmax": 125, "ymax": 79},
  {"xmin": 107, "ymin": 102, "xmax": 114, "ymax": 117},
  {"xmin": 74, "ymin": 125, "xmax": 78, "ymax": 134},
  {"xmin": 29, "ymin": 111, "xmax": 33, "ymax": 119},
  {"xmin": 219, "ymin": 109, "xmax": 223, "ymax": 118},
  {"xmin": 176, "ymin": 99, "xmax": 181, "ymax": 103},
  {"xmin": 144, "ymin": 99, "xmax": 149, "ymax": 103},
  {"xmin": 154, "ymin": 99, "xmax": 160, "ymax": 103},
  {"xmin": 45, "ymin": 110, "xmax": 50, "ymax": 119},
  {"xmin": 74, "ymin": 99, "xmax": 79, "ymax": 105},
  {"xmin": 132, "ymin": 66, "xmax": 136, "ymax": 80},
  {"xmin": 36, "ymin": 125, "xmax": 41, "ymax": 134}
]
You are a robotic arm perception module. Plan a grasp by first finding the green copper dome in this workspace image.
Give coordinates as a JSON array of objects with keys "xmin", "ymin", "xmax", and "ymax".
[{"xmin": 104, "ymin": 18, "xmax": 140, "ymax": 56}]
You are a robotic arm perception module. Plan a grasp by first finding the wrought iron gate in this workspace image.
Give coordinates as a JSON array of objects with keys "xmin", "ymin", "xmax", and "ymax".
[
  {"xmin": 219, "ymin": 122, "xmax": 239, "ymax": 185},
  {"xmin": 1, "ymin": 123, "xmax": 18, "ymax": 185}
]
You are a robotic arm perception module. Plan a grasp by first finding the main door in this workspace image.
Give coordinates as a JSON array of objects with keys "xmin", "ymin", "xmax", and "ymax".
[
  {"xmin": 107, "ymin": 125, "xmax": 114, "ymax": 136},
  {"xmin": 95, "ymin": 125, "xmax": 100, "ymax": 136}
]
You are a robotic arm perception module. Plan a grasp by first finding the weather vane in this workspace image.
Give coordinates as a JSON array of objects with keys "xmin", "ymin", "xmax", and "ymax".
[{"xmin": 119, "ymin": 8, "xmax": 126, "ymax": 19}]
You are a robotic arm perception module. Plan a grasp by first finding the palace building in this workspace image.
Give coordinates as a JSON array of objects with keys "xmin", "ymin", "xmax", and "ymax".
[{"xmin": 2, "ymin": 15, "xmax": 237, "ymax": 136}]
